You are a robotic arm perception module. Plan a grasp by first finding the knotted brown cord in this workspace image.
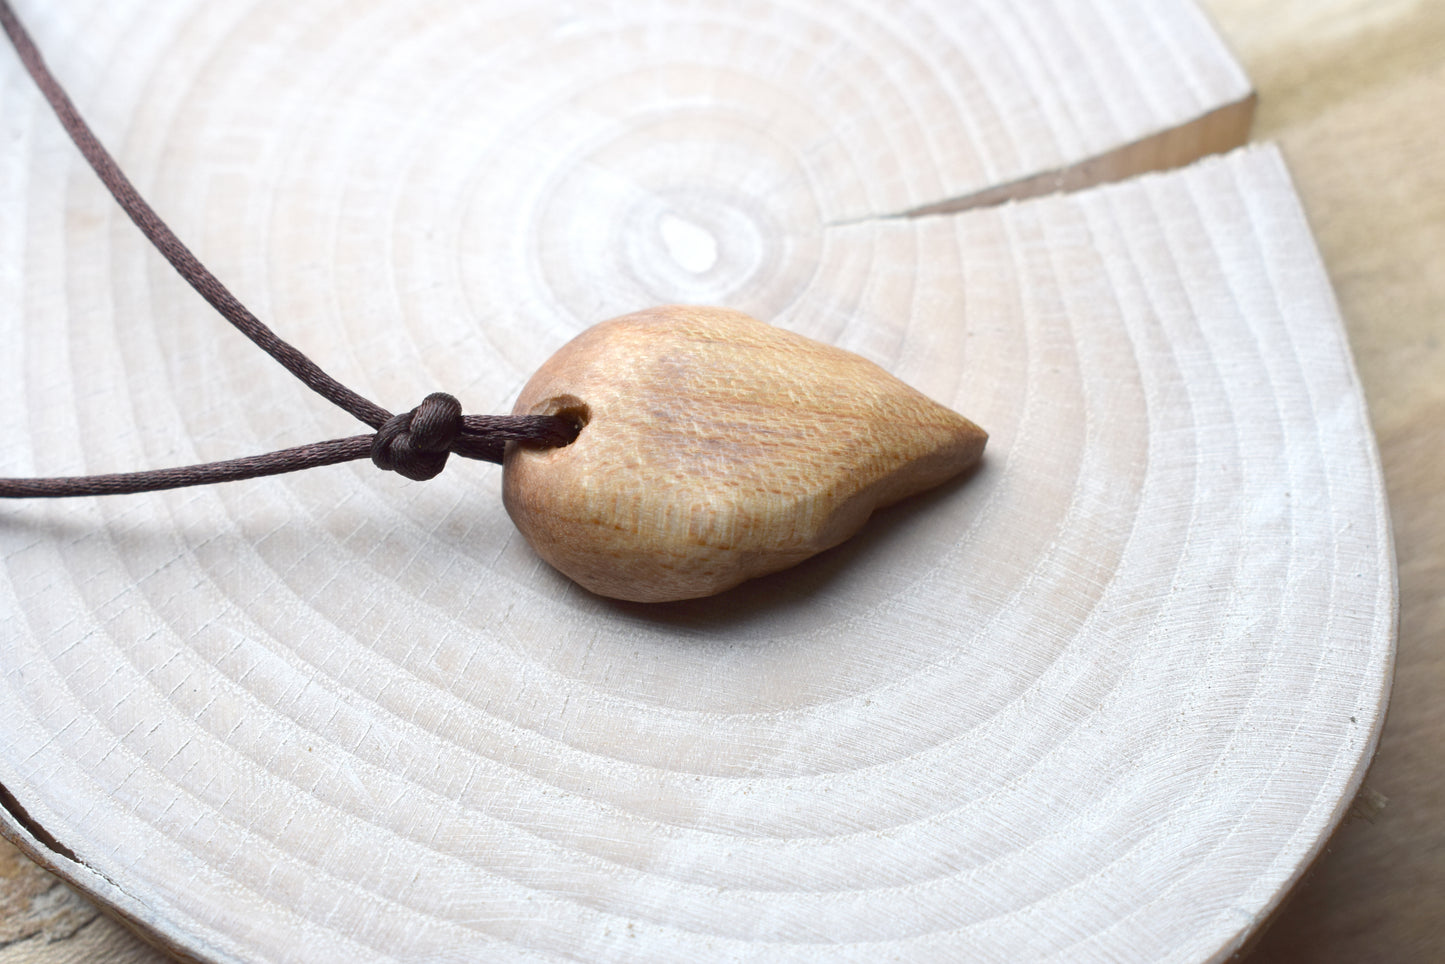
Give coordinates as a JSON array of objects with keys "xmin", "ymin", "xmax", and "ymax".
[{"xmin": 0, "ymin": 0, "xmax": 578, "ymax": 498}]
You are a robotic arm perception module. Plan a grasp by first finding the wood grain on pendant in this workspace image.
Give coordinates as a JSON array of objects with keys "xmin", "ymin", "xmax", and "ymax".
[{"xmin": 504, "ymin": 306, "xmax": 987, "ymax": 601}]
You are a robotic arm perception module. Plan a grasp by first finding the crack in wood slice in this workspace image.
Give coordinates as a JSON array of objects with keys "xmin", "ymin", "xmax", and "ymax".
[{"xmin": 889, "ymin": 95, "xmax": 1257, "ymax": 218}]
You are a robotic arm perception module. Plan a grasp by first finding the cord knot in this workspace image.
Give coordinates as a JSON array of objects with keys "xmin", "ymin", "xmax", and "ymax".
[{"xmin": 370, "ymin": 392, "xmax": 463, "ymax": 481}]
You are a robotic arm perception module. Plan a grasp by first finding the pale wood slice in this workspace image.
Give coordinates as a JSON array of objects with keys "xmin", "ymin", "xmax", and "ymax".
[{"xmin": 0, "ymin": 0, "xmax": 1390, "ymax": 962}]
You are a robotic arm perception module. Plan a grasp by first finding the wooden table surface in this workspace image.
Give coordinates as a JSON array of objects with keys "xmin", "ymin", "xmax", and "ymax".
[{"xmin": 3, "ymin": 1, "xmax": 1441, "ymax": 961}]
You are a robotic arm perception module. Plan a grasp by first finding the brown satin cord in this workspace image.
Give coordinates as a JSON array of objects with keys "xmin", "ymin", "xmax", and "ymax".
[{"xmin": 0, "ymin": 1, "xmax": 578, "ymax": 498}]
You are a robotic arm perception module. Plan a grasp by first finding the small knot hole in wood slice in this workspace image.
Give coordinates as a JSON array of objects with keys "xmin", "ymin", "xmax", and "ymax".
[
  {"xmin": 658, "ymin": 213, "xmax": 721, "ymax": 274},
  {"xmin": 531, "ymin": 109, "xmax": 821, "ymax": 321}
]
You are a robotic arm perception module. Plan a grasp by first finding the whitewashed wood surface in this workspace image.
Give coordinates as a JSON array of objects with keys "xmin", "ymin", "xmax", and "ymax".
[{"xmin": 0, "ymin": 1, "xmax": 1392, "ymax": 961}]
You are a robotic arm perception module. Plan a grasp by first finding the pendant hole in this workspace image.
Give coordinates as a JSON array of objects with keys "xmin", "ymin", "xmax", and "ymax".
[{"xmin": 538, "ymin": 394, "xmax": 590, "ymax": 444}]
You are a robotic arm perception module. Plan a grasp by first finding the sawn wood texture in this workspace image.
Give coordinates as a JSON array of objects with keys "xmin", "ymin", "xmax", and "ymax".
[{"xmin": 0, "ymin": 1, "xmax": 1399, "ymax": 962}]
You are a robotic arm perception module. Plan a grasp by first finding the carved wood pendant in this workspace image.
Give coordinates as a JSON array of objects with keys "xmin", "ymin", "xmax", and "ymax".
[{"xmin": 503, "ymin": 306, "xmax": 987, "ymax": 601}]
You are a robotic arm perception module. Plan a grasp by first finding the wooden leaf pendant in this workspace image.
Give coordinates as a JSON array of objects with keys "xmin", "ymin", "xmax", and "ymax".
[{"xmin": 502, "ymin": 306, "xmax": 986, "ymax": 602}]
